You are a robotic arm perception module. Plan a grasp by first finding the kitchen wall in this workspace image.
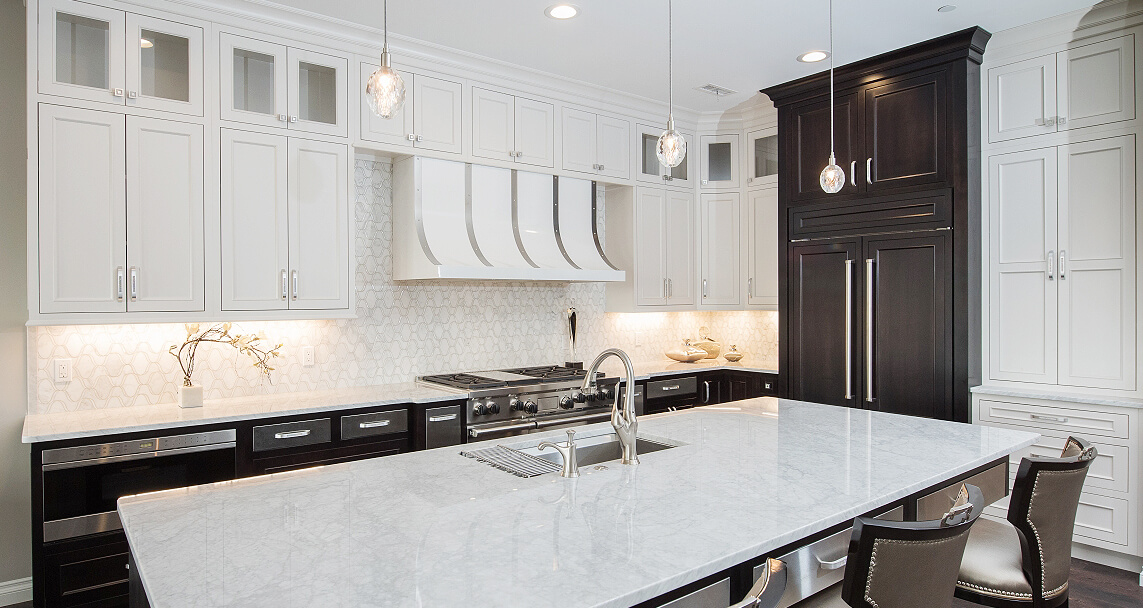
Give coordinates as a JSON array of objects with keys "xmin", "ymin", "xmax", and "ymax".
[
  {"xmin": 0, "ymin": 0, "xmax": 31, "ymax": 594},
  {"xmin": 28, "ymin": 159, "xmax": 778, "ymax": 413}
]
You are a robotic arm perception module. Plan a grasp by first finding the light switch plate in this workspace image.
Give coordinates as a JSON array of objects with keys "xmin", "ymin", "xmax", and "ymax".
[
  {"xmin": 53, "ymin": 358, "xmax": 73, "ymax": 383},
  {"xmin": 302, "ymin": 346, "xmax": 315, "ymax": 367}
]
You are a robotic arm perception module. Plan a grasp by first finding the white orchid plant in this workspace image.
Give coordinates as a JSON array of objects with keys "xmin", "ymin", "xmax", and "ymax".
[{"xmin": 169, "ymin": 323, "xmax": 282, "ymax": 387}]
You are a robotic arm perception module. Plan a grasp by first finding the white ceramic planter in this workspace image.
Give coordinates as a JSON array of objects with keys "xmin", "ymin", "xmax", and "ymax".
[{"xmin": 178, "ymin": 384, "xmax": 204, "ymax": 408}]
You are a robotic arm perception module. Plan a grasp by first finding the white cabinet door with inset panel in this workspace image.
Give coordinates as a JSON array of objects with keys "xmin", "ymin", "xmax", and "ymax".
[
  {"xmin": 700, "ymin": 192, "xmax": 741, "ymax": 307},
  {"xmin": 219, "ymin": 33, "xmax": 288, "ymax": 130},
  {"xmin": 472, "ymin": 87, "xmax": 514, "ymax": 162},
  {"xmin": 287, "ymin": 47, "xmax": 347, "ymax": 138},
  {"xmin": 747, "ymin": 186, "xmax": 778, "ymax": 308},
  {"xmin": 125, "ymin": 13, "xmax": 203, "ymax": 116},
  {"xmin": 287, "ymin": 138, "xmax": 349, "ymax": 310},
  {"xmin": 37, "ymin": 0, "xmax": 126, "ymax": 106},
  {"xmin": 988, "ymin": 147, "xmax": 1058, "ymax": 384},
  {"xmin": 513, "ymin": 96, "xmax": 554, "ymax": 168},
  {"xmin": 412, "ymin": 74, "xmax": 462, "ymax": 154},
  {"xmin": 663, "ymin": 190, "xmax": 695, "ymax": 306},
  {"xmin": 125, "ymin": 116, "xmax": 204, "ymax": 313},
  {"xmin": 1056, "ymin": 136, "xmax": 1136, "ymax": 391},
  {"xmin": 220, "ymin": 129, "xmax": 289, "ymax": 311},
  {"xmin": 596, "ymin": 115, "xmax": 630, "ymax": 180},
  {"xmin": 37, "ymin": 105, "xmax": 126, "ymax": 314},
  {"xmin": 1058, "ymin": 35, "xmax": 1135, "ymax": 132},
  {"xmin": 634, "ymin": 188, "xmax": 667, "ymax": 306},
  {"xmin": 358, "ymin": 62, "xmax": 412, "ymax": 148},
  {"xmin": 988, "ymin": 55, "xmax": 1058, "ymax": 142},
  {"xmin": 562, "ymin": 107, "xmax": 597, "ymax": 174}
]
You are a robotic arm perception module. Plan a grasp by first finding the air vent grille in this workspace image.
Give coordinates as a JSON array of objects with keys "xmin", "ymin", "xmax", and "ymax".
[{"xmin": 696, "ymin": 83, "xmax": 738, "ymax": 97}]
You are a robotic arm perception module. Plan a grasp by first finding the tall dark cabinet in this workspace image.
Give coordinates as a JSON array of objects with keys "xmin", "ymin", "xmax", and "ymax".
[{"xmin": 763, "ymin": 28, "xmax": 990, "ymax": 423}]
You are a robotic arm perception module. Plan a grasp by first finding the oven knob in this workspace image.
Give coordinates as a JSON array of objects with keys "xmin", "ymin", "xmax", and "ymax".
[
  {"xmin": 472, "ymin": 402, "xmax": 488, "ymax": 416},
  {"xmin": 572, "ymin": 390, "xmax": 586, "ymax": 403},
  {"xmin": 485, "ymin": 400, "xmax": 500, "ymax": 414},
  {"xmin": 524, "ymin": 400, "xmax": 539, "ymax": 414},
  {"xmin": 559, "ymin": 396, "xmax": 575, "ymax": 409},
  {"xmin": 510, "ymin": 397, "xmax": 524, "ymax": 411},
  {"xmin": 600, "ymin": 385, "xmax": 615, "ymax": 401}
]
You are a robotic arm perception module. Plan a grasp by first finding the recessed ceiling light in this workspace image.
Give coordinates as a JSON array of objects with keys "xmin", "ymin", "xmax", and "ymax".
[
  {"xmin": 798, "ymin": 50, "xmax": 830, "ymax": 63},
  {"xmin": 545, "ymin": 4, "xmax": 579, "ymax": 19},
  {"xmin": 140, "ymin": 38, "xmax": 153, "ymax": 49},
  {"xmin": 937, "ymin": 5, "xmax": 957, "ymax": 12}
]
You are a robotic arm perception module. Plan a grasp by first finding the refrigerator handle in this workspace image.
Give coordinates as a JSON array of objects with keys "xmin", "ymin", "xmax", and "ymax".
[
  {"xmin": 865, "ymin": 258, "xmax": 875, "ymax": 403},
  {"xmin": 844, "ymin": 259, "xmax": 855, "ymax": 401}
]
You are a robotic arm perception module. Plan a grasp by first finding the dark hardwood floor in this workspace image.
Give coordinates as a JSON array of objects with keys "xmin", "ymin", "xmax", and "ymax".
[{"xmin": 952, "ymin": 559, "xmax": 1143, "ymax": 608}]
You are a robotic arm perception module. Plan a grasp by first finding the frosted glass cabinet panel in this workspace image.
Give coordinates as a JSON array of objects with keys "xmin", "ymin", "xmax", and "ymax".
[
  {"xmin": 637, "ymin": 124, "xmax": 693, "ymax": 187},
  {"xmin": 700, "ymin": 134, "xmax": 740, "ymax": 189},
  {"xmin": 220, "ymin": 34, "xmax": 288, "ymax": 129},
  {"xmin": 288, "ymin": 48, "xmax": 348, "ymax": 137},
  {"xmin": 746, "ymin": 128, "xmax": 779, "ymax": 187},
  {"xmin": 38, "ymin": 0, "xmax": 125, "ymax": 104},
  {"xmin": 127, "ymin": 14, "xmax": 203, "ymax": 115}
]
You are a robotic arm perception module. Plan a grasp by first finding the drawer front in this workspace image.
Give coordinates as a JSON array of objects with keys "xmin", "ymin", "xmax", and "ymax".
[
  {"xmin": 252, "ymin": 418, "xmax": 332, "ymax": 452},
  {"xmin": 789, "ymin": 191, "xmax": 951, "ymax": 238},
  {"xmin": 647, "ymin": 376, "xmax": 698, "ymax": 400},
  {"xmin": 342, "ymin": 409, "xmax": 408, "ymax": 440},
  {"xmin": 977, "ymin": 399, "xmax": 1130, "ymax": 439},
  {"xmin": 1073, "ymin": 492, "xmax": 1130, "ymax": 546},
  {"xmin": 916, "ymin": 463, "xmax": 1008, "ymax": 521},
  {"xmin": 425, "ymin": 405, "xmax": 462, "ymax": 449},
  {"xmin": 657, "ymin": 577, "xmax": 731, "ymax": 608},
  {"xmin": 759, "ymin": 526, "xmax": 851, "ymax": 608},
  {"xmin": 1008, "ymin": 433, "xmax": 1130, "ymax": 495}
]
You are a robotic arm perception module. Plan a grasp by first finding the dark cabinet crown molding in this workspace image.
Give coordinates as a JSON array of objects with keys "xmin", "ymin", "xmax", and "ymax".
[{"xmin": 762, "ymin": 26, "xmax": 991, "ymax": 106}]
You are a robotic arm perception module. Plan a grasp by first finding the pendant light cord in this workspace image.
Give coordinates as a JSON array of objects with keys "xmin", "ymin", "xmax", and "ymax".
[
  {"xmin": 828, "ymin": 0, "xmax": 835, "ymax": 159},
  {"xmin": 384, "ymin": 0, "xmax": 389, "ymax": 51},
  {"xmin": 668, "ymin": 0, "xmax": 673, "ymax": 120}
]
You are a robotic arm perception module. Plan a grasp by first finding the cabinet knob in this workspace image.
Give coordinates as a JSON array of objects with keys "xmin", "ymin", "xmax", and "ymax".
[
  {"xmin": 128, "ymin": 90, "xmax": 138, "ymax": 99},
  {"xmin": 407, "ymin": 134, "xmax": 416, "ymax": 141},
  {"xmin": 416, "ymin": 135, "xmax": 424, "ymax": 142},
  {"xmin": 112, "ymin": 88, "xmax": 124, "ymax": 97},
  {"xmin": 278, "ymin": 114, "xmax": 288, "ymax": 122},
  {"xmin": 289, "ymin": 116, "xmax": 299, "ymax": 123}
]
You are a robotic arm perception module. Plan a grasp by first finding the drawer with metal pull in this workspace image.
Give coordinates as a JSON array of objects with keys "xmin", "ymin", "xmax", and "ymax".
[
  {"xmin": 647, "ymin": 376, "xmax": 698, "ymax": 400},
  {"xmin": 756, "ymin": 526, "xmax": 852, "ymax": 608},
  {"xmin": 252, "ymin": 418, "xmax": 332, "ymax": 452},
  {"xmin": 977, "ymin": 399, "xmax": 1130, "ymax": 439},
  {"xmin": 1007, "ymin": 432, "xmax": 1130, "ymax": 494},
  {"xmin": 341, "ymin": 410, "xmax": 408, "ymax": 441}
]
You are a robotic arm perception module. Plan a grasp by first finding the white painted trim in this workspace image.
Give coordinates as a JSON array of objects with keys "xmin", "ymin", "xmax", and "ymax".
[
  {"xmin": 1070, "ymin": 542, "xmax": 1143, "ymax": 578},
  {"xmin": 0, "ymin": 577, "xmax": 32, "ymax": 606}
]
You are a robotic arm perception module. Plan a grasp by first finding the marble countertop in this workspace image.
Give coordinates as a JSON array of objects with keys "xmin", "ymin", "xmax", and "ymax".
[
  {"xmin": 21, "ymin": 383, "xmax": 461, "ymax": 443},
  {"xmin": 118, "ymin": 398, "xmax": 1037, "ymax": 608},
  {"xmin": 971, "ymin": 385, "xmax": 1143, "ymax": 409}
]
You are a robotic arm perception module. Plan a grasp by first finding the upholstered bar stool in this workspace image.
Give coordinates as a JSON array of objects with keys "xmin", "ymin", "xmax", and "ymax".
[
  {"xmin": 954, "ymin": 436, "xmax": 1097, "ymax": 608},
  {"xmin": 733, "ymin": 484, "xmax": 986, "ymax": 608}
]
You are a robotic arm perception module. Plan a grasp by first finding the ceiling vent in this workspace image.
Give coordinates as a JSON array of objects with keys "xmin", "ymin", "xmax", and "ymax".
[{"xmin": 696, "ymin": 83, "xmax": 738, "ymax": 97}]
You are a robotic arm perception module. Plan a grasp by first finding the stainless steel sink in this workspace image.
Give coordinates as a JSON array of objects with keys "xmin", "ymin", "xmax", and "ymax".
[{"xmin": 516, "ymin": 432, "xmax": 677, "ymax": 468}]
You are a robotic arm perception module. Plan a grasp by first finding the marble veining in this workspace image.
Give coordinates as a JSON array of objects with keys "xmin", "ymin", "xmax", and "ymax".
[
  {"xmin": 118, "ymin": 399, "xmax": 1038, "ymax": 608},
  {"xmin": 971, "ymin": 385, "xmax": 1143, "ymax": 410}
]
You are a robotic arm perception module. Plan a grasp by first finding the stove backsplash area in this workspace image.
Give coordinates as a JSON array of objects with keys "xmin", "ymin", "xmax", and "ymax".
[{"xmin": 28, "ymin": 159, "xmax": 778, "ymax": 414}]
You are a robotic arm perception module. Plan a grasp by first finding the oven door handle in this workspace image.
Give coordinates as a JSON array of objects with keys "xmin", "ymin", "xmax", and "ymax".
[
  {"xmin": 534, "ymin": 411, "xmax": 612, "ymax": 429},
  {"xmin": 468, "ymin": 421, "xmax": 538, "ymax": 438},
  {"xmin": 41, "ymin": 442, "xmax": 237, "ymax": 472}
]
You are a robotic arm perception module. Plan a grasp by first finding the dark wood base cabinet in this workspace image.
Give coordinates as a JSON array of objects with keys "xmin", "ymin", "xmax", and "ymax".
[{"xmin": 764, "ymin": 27, "xmax": 989, "ymax": 423}]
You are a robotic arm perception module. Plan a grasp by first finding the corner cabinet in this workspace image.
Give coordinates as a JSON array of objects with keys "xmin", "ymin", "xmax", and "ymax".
[
  {"xmin": 358, "ymin": 64, "xmax": 462, "ymax": 154},
  {"xmin": 38, "ymin": 105, "xmax": 205, "ymax": 314},
  {"xmin": 220, "ymin": 130, "xmax": 349, "ymax": 312},
  {"xmin": 561, "ymin": 107, "xmax": 630, "ymax": 181}
]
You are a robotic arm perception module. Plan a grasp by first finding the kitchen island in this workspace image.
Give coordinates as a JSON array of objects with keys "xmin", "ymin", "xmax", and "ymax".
[{"xmin": 118, "ymin": 398, "xmax": 1037, "ymax": 608}]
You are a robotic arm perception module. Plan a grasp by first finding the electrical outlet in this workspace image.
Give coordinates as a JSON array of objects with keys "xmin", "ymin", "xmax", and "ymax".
[
  {"xmin": 301, "ymin": 346, "xmax": 315, "ymax": 367},
  {"xmin": 634, "ymin": 331, "xmax": 643, "ymax": 347},
  {"xmin": 53, "ymin": 359, "xmax": 73, "ymax": 383}
]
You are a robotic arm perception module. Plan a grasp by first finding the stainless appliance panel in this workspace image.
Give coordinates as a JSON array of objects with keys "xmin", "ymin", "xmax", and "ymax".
[
  {"xmin": 916, "ymin": 462, "xmax": 1007, "ymax": 521},
  {"xmin": 425, "ymin": 405, "xmax": 463, "ymax": 449},
  {"xmin": 341, "ymin": 410, "xmax": 408, "ymax": 440},
  {"xmin": 757, "ymin": 526, "xmax": 852, "ymax": 608},
  {"xmin": 252, "ymin": 418, "xmax": 332, "ymax": 452},
  {"xmin": 43, "ymin": 512, "xmax": 122, "ymax": 543},
  {"xmin": 42, "ymin": 429, "xmax": 236, "ymax": 465},
  {"xmin": 658, "ymin": 577, "xmax": 731, "ymax": 608}
]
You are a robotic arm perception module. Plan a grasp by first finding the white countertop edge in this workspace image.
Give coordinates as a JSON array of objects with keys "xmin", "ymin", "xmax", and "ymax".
[{"xmin": 971, "ymin": 385, "xmax": 1143, "ymax": 409}]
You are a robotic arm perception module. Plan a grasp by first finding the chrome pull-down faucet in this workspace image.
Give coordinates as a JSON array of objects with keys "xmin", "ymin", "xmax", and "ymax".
[{"xmin": 582, "ymin": 348, "xmax": 639, "ymax": 465}]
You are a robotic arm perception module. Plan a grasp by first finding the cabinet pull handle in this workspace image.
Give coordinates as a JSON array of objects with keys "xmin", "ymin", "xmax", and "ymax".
[
  {"xmin": 291, "ymin": 270, "xmax": 299, "ymax": 300},
  {"xmin": 703, "ymin": 380, "xmax": 711, "ymax": 404},
  {"xmin": 289, "ymin": 115, "xmax": 299, "ymax": 124},
  {"xmin": 281, "ymin": 270, "xmax": 288, "ymax": 300},
  {"xmin": 112, "ymin": 88, "xmax": 124, "ymax": 97},
  {"xmin": 428, "ymin": 413, "xmax": 457, "ymax": 422},
  {"xmin": 661, "ymin": 385, "xmax": 681, "ymax": 391},
  {"xmin": 845, "ymin": 259, "xmax": 855, "ymax": 400},
  {"xmin": 664, "ymin": 278, "xmax": 669, "ymax": 299},
  {"xmin": 407, "ymin": 134, "xmax": 416, "ymax": 141},
  {"xmin": 866, "ymin": 158, "xmax": 873, "ymax": 185},
  {"xmin": 1047, "ymin": 250, "xmax": 1055, "ymax": 280},
  {"xmin": 866, "ymin": 258, "xmax": 875, "ymax": 403},
  {"xmin": 415, "ymin": 135, "xmax": 424, "ymax": 142},
  {"xmin": 702, "ymin": 279, "xmax": 708, "ymax": 298},
  {"xmin": 116, "ymin": 267, "xmax": 125, "ymax": 302},
  {"xmin": 748, "ymin": 278, "xmax": 753, "ymax": 299},
  {"xmin": 129, "ymin": 267, "xmax": 138, "ymax": 301},
  {"xmin": 668, "ymin": 278, "xmax": 673, "ymax": 298},
  {"xmin": 850, "ymin": 160, "xmax": 856, "ymax": 187},
  {"xmin": 274, "ymin": 429, "xmax": 311, "ymax": 439},
  {"xmin": 359, "ymin": 420, "xmax": 391, "ymax": 429},
  {"xmin": 1030, "ymin": 414, "xmax": 1069, "ymax": 423},
  {"xmin": 1058, "ymin": 250, "xmax": 1066, "ymax": 279},
  {"xmin": 817, "ymin": 555, "xmax": 848, "ymax": 571},
  {"xmin": 128, "ymin": 90, "xmax": 138, "ymax": 99},
  {"xmin": 1058, "ymin": 117, "xmax": 1067, "ymax": 125},
  {"xmin": 278, "ymin": 114, "xmax": 288, "ymax": 122}
]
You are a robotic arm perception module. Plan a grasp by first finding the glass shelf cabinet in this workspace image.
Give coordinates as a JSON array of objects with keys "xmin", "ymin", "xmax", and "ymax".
[
  {"xmin": 746, "ymin": 128, "xmax": 779, "ymax": 187},
  {"xmin": 636, "ymin": 123, "xmax": 694, "ymax": 187}
]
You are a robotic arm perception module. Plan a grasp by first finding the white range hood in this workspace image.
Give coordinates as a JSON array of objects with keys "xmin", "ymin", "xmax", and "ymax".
[{"xmin": 393, "ymin": 157, "xmax": 624, "ymax": 282}]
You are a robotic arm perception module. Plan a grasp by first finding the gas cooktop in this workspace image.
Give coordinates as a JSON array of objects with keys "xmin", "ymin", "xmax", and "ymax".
[{"xmin": 419, "ymin": 365, "xmax": 591, "ymax": 391}]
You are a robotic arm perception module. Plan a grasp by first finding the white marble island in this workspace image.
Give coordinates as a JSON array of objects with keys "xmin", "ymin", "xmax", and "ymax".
[{"xmin": 118, "ymin": 398, "xmax": 1037, "ymax": 608}]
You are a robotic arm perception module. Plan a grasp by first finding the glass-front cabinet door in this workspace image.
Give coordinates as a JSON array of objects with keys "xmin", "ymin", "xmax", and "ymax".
[
  {"xmin": 700, "ymin": 133, "xmax": 740, "ymax": 189},
  {"xmin": 746, "ymin": 128, "xmax": 779, "ymax": 187},
  {"xmin": 126, "ymin": 14, "xmax": 203, "ymax": 116},
  {"xmin": 38, "ymin": 0, "xmax": 126, "ymax": 105},
  {"xmin": 637, "ymin": 124, "xmax": 693, "ymax": 187},
  {"xmin": 287, "ymin": 47, "xmax": 348, "ymax": 137},
  {"xmin": 219, "ymin": 33, "xmax": 288, "ymax": 129}
]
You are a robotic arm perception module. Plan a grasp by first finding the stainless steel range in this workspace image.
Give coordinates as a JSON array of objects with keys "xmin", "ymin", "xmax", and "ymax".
[{"xmin": 417, "ymin": 365, "xmax": 638, "ymax": 442}]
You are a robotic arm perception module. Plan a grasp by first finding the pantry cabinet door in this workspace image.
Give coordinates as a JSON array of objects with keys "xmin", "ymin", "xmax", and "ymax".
[
  {"xmin": 412, "ymin": 74, "xmax": 463, "ymax": 154},
  {"xmin": 1057, "ymin": 35, "xmax": 1136, "ymax": 131},
  {"xmin": 987, "ymin": 148, "xmax": 1058, "ymax": 384},
  {"xmin": 287, "ymin": 138, "xmax": 350, "ymax": 310},
  {"xmin": 125, "ymin": 117, "xmax": 204, "ymax": 312},
  {"xmin": 125, "ymin": 13, "xmax": 203, "ymax": 116},
  {"xmin": 471, "ymin": 87, "xmax": 514, "ymax": 162},
  {"xmin": 38, "ymin": 105, "xmax": 126, "ymax": 314},
  {"xmin": 514, "ymin": 96, "xmax": 555, "ymax": 168},
  {"xmin": 220, "ymin": 129, "xmax": 289, "ymax": 311},
  {"xmin": 1056, "ymin": 136, "xmax": 1136, "ymax": 390},
  {"xmin": 219, "ymin": 33, "xmax": 288, "ymax": 130},
  {"xmin": 358, "ymin": 62, "xmax": 412, "ymax": 148},
  {"xmin": 700, "ymin": 192, "xmax": 742, "ymax": 307},
  {"xmin": 988, "ymin": 55, "xmax": 1058, "ymax": 142},
  {"xmin": 37, "ymin": 0, "xmax": 126, "ymax": 106}
]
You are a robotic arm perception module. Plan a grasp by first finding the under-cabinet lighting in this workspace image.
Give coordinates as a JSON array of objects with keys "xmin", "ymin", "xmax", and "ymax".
[
  {"xmin": 797, "ymin": 50, "xmax": 829, "ymax": 63},
  {"xmin": 546, "ymin": 4, "xmax": 579, "ymax": 19}
]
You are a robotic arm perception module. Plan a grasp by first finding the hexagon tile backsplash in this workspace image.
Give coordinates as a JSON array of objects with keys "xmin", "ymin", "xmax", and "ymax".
[{"xmin": 28, "ymin": 159, "xmax": 778, "ymax": 414}]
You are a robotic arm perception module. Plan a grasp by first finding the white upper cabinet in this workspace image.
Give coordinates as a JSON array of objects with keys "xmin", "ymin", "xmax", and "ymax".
[
  {"xmin": 700, "ymin": 133, "xmax": 740, "ymax": 189},
  {"xmin": 988, "ymin": 34, "xmax": 1135, "ymax": 142},
  {"xmin": 561, "ymin": 108, "xmax": 630, "ymax": 180},
  {"xmin": 358, "ymin": 63, "xmax": 413, "ymax": 148},
  {"xmin": 38, "ymin": 105, "xmax": 126, "ymax": 314},
  {"xmin": 747, "ymin": 186, "xmax": 778, "ymax": 308},
  {"xmin": 637, "ymin": 124, "xmax": 693, "ymax": 188},
  {"xmin": 125, "ymin": 116, "xmax": 204, "ymax": 312},
  {"xmin": 38, "ymin": 0, "xmax": 203, "ymax": 115},
  {"xmin": 287, "ymin": 138, "xmax": 350, "ymax": 310},
  {"xmin": 662, "ymin": 190, "xmax": 695, "ymax": 306},
  {"xmin": 412, "ymin": 74, "xmax": 463, "ymax": 154},
  {"xmin": 471, "ymin": 88, "xmax": 554, "ymax": 167},
  {"xmin": 746, "ymin": 128, "xmax": 779, "ymax": 188},
  {"xmin": 220, "ymin": 34, "xmax": 348, "ymax": 137},
  {"xmin": 632, "ymin": 188, "xmax": 693, "ymax": 307},
  {"xmin": 700, "ymin": 192, "xmax": 742, "ymax": 307}
]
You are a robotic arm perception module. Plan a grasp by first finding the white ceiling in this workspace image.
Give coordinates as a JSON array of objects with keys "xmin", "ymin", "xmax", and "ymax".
[{"xmin": 266, "ymin": 0, "xmax": 1098, "ymax": 112}]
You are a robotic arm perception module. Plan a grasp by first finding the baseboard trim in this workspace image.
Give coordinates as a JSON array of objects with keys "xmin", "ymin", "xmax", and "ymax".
[
  {"xmin": 1072, "ymin": 543, "xmax": 1143, "ymax": 583},
  {"xmin": 0, "ymin": 577, "xmax": 31, "ymax": 606}
]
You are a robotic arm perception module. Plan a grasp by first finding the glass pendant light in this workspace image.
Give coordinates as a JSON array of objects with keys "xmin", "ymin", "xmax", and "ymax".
[
  {"xmin": 656, "ymin": 0, "xmax": 686, "ymax": 168},
  {"xmin": 365, "ymin": 0, "xmax": 406, "ymax": 118},
  {"xmin": 820, "ymin": 0, "xmax": 845, "ymax": 193}
]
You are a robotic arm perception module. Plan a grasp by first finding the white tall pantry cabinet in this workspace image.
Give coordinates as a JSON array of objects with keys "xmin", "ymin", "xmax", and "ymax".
[{"xmin": 975, "ymin": 15, "xmax": 1143, "ymax": 576}]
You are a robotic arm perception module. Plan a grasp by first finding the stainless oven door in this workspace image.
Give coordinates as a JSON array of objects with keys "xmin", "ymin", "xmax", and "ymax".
[{"xmin": 41, "ymin": 430, "xmax": 236, "ymax": 542}]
